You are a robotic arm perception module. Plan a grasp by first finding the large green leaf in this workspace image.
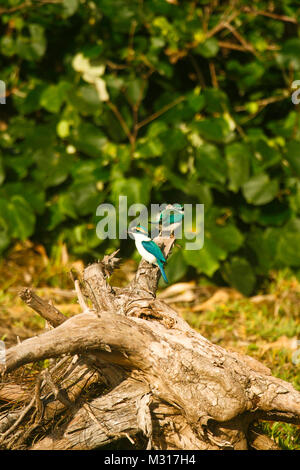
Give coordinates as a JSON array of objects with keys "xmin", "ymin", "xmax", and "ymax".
[
  {"xmin": 40, "ymin": 82, "xmax": 71, "ymax": 113},
  {"xmin": 15, "ymin": 24, "xmax": 46, "ymax": 60},
  {"xmin": 9, "ymin": 196, "xmax": 36, "ymax": 240},
  {"xmin": 71, "ymin": 122, "xmax": 107, "ymax": 158},
  {"xmin": 0, "ymin": 182, "xmax": 45, "ymax": 215},
  {"xmin": 184, "ymin": 237, "xmax": 226, "ymax": 277},
  {"xmin": 277, "ymin": 38, "xmax": 300, "ymax": 71},
  {"xmin": 5, "ymin": 154, "xmax": 33, "ymax": 179},
  {"xmin": 277, "ymin": 231, "xmax": 300, "ymax": 267},
  {"xmin": 253, "ymin": 140, "xmax": 281, "ymax": 170},
  {"xmin": 67, "ymin": 85, "xmax": 102, "ymax": 114},
  {"xmin": 187, "ymin": 90, "xmax": 205, "ymax": 112},
  {"xmin": 32, "ymin": 153, "xmax": 73, "ymax": 188},
  {"xmin": 242, "ymin": 173, "xmax": 279, "ymax": 205},
  {"xmin": 195, "ymin": 143, "xmax": 227, "ymax": 184},
  {"xmin": 166, "ymin": 170, "xmax": 212, "ymax": 205},
  {"xmin": 225, "ymin": 142, "xmax": 250, "ymax": 192},
  {"xmin": 222, "ymin": 257, "xmax": 256, "ymax": 296},
  {"xmin": 163, "ymin": 249, "xmax": 188, "ymax": 285},
  {"xmin": 125, "ymin": 78, "xmax": 146, "ymax": 105},
  {"xmin": 210, "ymin": 223, "xmax": 244, "ymax": 253},
  {"xmin": 111, "ymin": 177, "xmax": 151, "ymax": 208},
  {"xmin": 247, "ymin": 228, "xmax": 281, "ymax": 273},
  {"xmin": 203, "ymin": 89, "xmax": 229, "ymax": 114},
  {"xmin": 135, "ymin": 137, "xmax": 164, "ymax": 158},
  {"xmin": 62, "ymin": 0, "xmax": 79, "ymax": 17},
  {"xmin": 193, "ymin": 118, "xmax": 231, "ymax": 143},
  {"xmin": 196, "ymin": 38, "xmax": 219, "ymax": 58},
  {"xmin": 67, "ymin": 182, "xmax": 101, "ymax": 216}
]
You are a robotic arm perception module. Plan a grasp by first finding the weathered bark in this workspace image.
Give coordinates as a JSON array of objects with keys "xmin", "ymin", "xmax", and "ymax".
[
  {"xmin": 19, "ymin": 288, "xmax": 66, "ymax": 327},
  {"xmin": 0, "ymin": 239, "xmax": 299, "ymax": 450}
]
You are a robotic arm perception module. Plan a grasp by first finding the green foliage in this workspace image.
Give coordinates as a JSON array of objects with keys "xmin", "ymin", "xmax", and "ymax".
[{"xmin": 1, "ymin": 0, "xmax": 300, "ymax": 293}]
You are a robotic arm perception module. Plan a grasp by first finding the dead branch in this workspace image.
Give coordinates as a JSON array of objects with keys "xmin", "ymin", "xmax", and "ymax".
[{"xmin": 19, "ymin": 288, "xmax": 66, "ymax": 327}]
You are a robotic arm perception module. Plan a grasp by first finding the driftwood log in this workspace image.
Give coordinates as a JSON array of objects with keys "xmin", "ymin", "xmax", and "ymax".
[{"xmin": 0, "ymin": 237, "xmax": 299, "ymax": 450}]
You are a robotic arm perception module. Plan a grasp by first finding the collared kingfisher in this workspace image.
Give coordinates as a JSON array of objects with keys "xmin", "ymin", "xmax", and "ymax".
[
  {"xmin": 129, "ymin": 225, "xmax": 168, "ymax": 283},
  {"xmin": 151, "ymin": 203, "xmax": 184, "ymax": 236}
]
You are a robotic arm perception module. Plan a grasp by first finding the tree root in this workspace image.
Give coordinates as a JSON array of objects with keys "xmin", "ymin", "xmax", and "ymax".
[{"xmin": 0, "ymin": 239, "xmax": 299, "ymax": 450}]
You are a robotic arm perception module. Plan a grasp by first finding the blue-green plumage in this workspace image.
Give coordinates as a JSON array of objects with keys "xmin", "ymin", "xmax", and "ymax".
[
  {"xmin": 141, "ymin": 240, "xmax": 168, "ymax": 283},
  {"xmin": 159, "ymin": 211, "xmax": 183, "ymax": 225},
  {"xmin": 150, "ymin": 204, "xmax": 184, "ymax": 232},
  {"xmin": 141, "ymin": 240, "xmax": 166, "ymax": 263}
]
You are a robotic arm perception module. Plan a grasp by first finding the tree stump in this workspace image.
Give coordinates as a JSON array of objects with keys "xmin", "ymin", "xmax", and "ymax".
[{"xmin": 0, "ymin": 238, "xmax": 299, "ymax": 450}]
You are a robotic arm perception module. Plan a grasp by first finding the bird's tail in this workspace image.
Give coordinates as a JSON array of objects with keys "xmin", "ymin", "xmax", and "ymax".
[{"xmin": 157, "ymin": 260, "xmax": 168, "ymax": 283}]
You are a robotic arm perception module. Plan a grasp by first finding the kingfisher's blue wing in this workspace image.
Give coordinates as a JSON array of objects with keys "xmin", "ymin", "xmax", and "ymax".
[
  {"xmin": 162, "ymin": 212, "xmax": 183, "ymax": 224},
  {"xmin": 141, "ymin": 240, "xmax": 166, "ymax": 263},
  {"xmin": 150, "ymin": 209, "xmax": 183, "ymax": 226}
]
